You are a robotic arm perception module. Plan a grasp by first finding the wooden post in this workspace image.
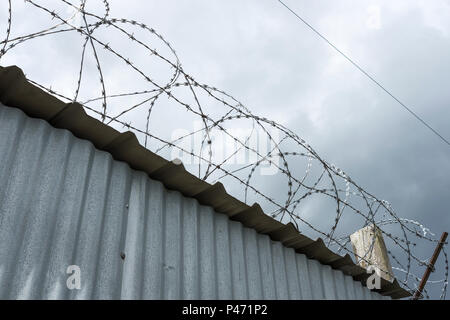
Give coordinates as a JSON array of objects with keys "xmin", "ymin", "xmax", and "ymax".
[
  {"xmin": 412, "ymin": 232, "xmax": 448, "ymax": 300},
  {"xmin": 350, "ymin": 224, "xmax": 394, "ymax": 282}
]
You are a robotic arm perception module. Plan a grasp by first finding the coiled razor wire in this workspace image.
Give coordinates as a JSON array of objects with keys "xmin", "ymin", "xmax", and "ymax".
[{"xmin": 0, "ymin": 0, "xmax": 448, "ymax": 299}]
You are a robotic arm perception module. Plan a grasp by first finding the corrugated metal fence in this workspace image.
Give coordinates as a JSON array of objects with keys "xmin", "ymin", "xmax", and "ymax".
[{"xmin": 0, "ymin": 104, "xmax": 388, "ymax": 299}]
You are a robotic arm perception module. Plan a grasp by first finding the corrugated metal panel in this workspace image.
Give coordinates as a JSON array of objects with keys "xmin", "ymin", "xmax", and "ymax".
[
  {"xmin": 0, "ymin": 104, "xmax": 389, "ymax": 299},
  {"xmin": 0, "ymin": 65, "xmax": 406, "ymax": 298}
]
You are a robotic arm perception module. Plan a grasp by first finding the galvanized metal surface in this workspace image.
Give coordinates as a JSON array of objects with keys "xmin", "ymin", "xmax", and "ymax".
[
  {"xmin": 0, "ymin": 104, "xmax": 389, "ymax": 299},
  {"xmin": 0, "ymin": 66, "xmax": 409, "ymax": 298}
]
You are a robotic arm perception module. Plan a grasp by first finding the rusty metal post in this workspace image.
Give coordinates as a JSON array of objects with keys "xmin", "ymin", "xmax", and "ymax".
[{"xmin": 412, "ymin": 231, "xmax": 448, "ymax": 300}]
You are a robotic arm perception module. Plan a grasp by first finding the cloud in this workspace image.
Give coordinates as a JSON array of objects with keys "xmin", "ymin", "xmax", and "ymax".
[{"xmin": 366, "ymin": 5, "xmax": 382, "ymax": 30}]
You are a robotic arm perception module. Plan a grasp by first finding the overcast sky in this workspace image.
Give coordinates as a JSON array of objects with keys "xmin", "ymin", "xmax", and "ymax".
[{"xmin": 1, "ymin": 0, "xmax": 449, "ymax": 298}]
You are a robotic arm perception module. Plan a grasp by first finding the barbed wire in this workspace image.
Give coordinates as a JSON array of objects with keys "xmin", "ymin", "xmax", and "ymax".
[{"xmin": 0, "ymin": 0, "xmax": 447, "ymax": 299}]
